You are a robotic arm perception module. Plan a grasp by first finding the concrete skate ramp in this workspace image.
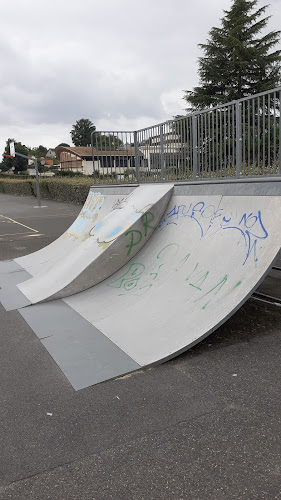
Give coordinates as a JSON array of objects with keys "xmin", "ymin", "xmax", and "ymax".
[
  {"xmin": 1, "ymin": 184, "xmax": 173, "ymax": 308},
  {"xmin": 19, "ymin": 185, "xmax": 281, "ymax": 389},
  {"xmin": 0, "ymin": 186, "xmax": 137, "ymax": 279}
]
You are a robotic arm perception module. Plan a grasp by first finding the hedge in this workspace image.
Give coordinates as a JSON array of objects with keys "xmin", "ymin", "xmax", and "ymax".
[{"xmin": 0, "ymin": 178, "xmax": 94, "ymax": 204}]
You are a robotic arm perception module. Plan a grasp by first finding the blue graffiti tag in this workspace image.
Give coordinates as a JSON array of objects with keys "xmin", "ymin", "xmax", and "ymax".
[
  {"xmin": 158, "ymin": 201, "xmax": 223, "ymax": 238},
  {"xmin": 220, "ymin": 210, "xmax": 268, "ymax": 265},
  {"xmin": 157, "ymin": 200, "xmax": 268, "ymax": 266}
]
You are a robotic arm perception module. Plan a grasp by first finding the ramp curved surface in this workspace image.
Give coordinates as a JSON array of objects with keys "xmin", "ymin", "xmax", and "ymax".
[
  {"xmin": 5, "ymin": 184, "xmax": 281, "ymax": 389},
  {"xmin": 14, "ymin": 186, "xmax": 137, "ymax": 277},
  {"xmin": 14, "ymin": 184, "xmax": 173, "ymax": 305},
  {"xmin": 64, "ymin": 193, "xmax": 281, "ymax": 367}
]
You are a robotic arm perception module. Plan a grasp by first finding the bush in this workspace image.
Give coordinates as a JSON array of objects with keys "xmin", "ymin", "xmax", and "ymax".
[
  {"xmin": 0, "ymin": 177, "xmax": 94, "ymax": 204},
  {"xmin": 0, "ymin": 178, "xmax": 34, "ymax": 196},
  {"xmin": 55, "ymin": 170, "xmax": 87, "ymax": 178}
]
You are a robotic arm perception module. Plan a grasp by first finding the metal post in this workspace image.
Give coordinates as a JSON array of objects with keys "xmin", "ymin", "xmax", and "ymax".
[
  {"xmin": 134, "ymin": 131, "xmax": 140, "ymax": 184},
  {"xmin": 91, "ymin": 131, "xmax": 96, "ymax": 184},
  {"xmin": 236, "ymin": 101, "xmax": 242, "ymax": 177},
  {"xmin": 14, "ymin": 151, "xmax": 42, "ymax": 207},
  {"xmin": 34, "ymin": 157, "xmax": 41, "ymax": 207},
  {"xmin": 279, "ymin": 90, "xmax": 281, "ymax": 175},
  {"xmin": 192, "ymin": 115, "xmax": 198, "ymax": 179},
  {"xmin": 160, "ymin": 125, "xmax": 165, "ymax": 181}
]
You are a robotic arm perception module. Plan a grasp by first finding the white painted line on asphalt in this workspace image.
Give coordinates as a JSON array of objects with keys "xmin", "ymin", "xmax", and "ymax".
[
  {"xmin": 0, "ymin": 232, "xmax": 44, "ymax": 237},
  {"xmin": 0, "ymin": 214, "xmax": 39, "ymax": 233},
  {"xmin": 0, "ymin": 232, "xmax": 32, "ymax": 236},
  {"xmin": 26, "ymin": 234, "xmax": 44, "ymax": 237}
]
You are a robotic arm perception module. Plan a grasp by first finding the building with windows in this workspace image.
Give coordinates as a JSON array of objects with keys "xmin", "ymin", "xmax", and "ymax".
[{"xmin": 55, "ymin": 146, "xmax": 137, "ymax": 175}]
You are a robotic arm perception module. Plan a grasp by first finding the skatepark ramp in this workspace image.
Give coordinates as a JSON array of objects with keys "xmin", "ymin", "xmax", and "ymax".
[
  {"xmin": 0, "ymin": 184, "xmax": 173, "ymax": 308},
  {"xmin": 0, "ymin": 180, "xmax": 280, "ymax": 389}
]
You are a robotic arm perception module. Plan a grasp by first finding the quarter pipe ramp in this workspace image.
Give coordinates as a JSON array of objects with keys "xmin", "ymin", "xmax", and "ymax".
[{"xmin": 1, "ymin": 183, "xmax": 280, "ymax": 389}]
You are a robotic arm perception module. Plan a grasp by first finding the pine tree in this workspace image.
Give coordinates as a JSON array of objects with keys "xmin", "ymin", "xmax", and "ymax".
[{"xmin": 184, "ymin": 0, "xmax": 281, "ymax": 111}]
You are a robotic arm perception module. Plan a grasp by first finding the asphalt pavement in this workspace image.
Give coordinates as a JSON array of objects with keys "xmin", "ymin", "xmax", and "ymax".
[{"xmin": 0, "ymin": 193, "xmax": 281, "ymax": 500}]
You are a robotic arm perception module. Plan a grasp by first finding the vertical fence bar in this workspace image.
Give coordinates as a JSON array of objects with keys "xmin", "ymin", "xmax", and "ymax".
[
  {"xmin": 267, "ymin": 94, "xmax": 271, "ymax": 174},
  {"xmin": 204, "ymin": 113, "xmax": 207, "ymax": 178},
  {"xmin": 112, "ymin": 132, "xmax": 117, "ymax": 183},
  {"xmin": 208, "ymin": 112, "xmax": 211, "ymax": 176},
  {"xmin": 247, "ymin": 101, "xmax": 250, "ymax": 173},
  {"xmin": 252, "ymin": 99, "xmax": 255, "ymax": 173},
  {"xmin": 91, "ymin": 131, "xmax": 96, "ymax": 184},
  {"xmin": 242, "ymin": 101, "xmax": 245, "ymax": 175},
  {"xmin": 262, "ymin": 95, "xmax": 265, "ymax": 175},
  {"xmin": 236, "ymin": 101, "xmax": 242, "ymax": 177},
  {"xmin": 216, "ymin": 109, "xmax": 218, "ymax": 176},
  {"xmin": 219, "ymin": 109, "xmax": 222, "ymax": 176},
  {"xmin": 192, "ymin": 115, "xmax": 198, "ymax": 179},
  {"xmin": 279, "ymin": 90, "xmax": 281, "ymax": 174},
  {"xmin": 95, "ymin": 132, "xmax": 101, "ymax": 182},
  {"xmin": 160, "ymin": 124, "xmax": 165, "ymax": 181},
  {"xmin": 273, "ymin": 92, "xmax": 276, "ymax": 173},
  {"xmin": 257, "ymin": 96, "xmax": 260, "ymax": 174},
  {"xmin": 223, "ymin": 107, "xmax": 226, "ymax": 177},
  {"xmin": 197, "ymin": 116, "xmax": 201, "ymax": 178},
  {"xmin": 134, "ymin": 131, "xmax": 139, "ymax": 183}
]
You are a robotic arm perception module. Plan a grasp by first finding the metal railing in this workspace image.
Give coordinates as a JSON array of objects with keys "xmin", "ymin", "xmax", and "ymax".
[{"xmin": 91, "ymin": 87, "xmax": 281, "ymax": 184}]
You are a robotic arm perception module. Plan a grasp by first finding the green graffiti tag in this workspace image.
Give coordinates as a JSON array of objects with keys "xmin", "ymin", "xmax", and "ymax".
[
  {"xmin": 108, "ymin": 263, "xmax": 145, "ymax": 292},
  {"xmin": 125, "ymin": 211, "xmax": 156, "ymax": 256},
  {"xmin": 107, "ymin": 242, "xmax": 242, "ymax": 309},
  {"xmin": 195, "ymin": 275, "xmax": 228, "ymax": 309},
  {"xmin": 185, "ymin": 263, "xmax": 209, "ymax": 290}
]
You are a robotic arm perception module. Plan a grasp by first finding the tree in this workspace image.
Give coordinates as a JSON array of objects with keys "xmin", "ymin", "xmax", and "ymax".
[
  {"xmin": 92, "ymin": 133, "xmax": 124, "ymax": 149},
  {"xmin": 29, "ymin": 145, "xmax": 48, "ymax": 158},
  {"xmin": 56, "ymin": 142, "xmax": 70, "ymax": 148},
  {"xmin": 2, "ymin": 139, "xmax": 29, "ymax": 173},
  {"xmin": 184, "ymin": 0, "xmax": 281, "ymax": 111},
  {"xmin": 70, "ymin": 119, "xmax": 96, "ymax": 146}
]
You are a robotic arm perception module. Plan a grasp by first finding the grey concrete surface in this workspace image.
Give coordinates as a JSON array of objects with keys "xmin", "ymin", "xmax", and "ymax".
[
  {"xmin": 20, "ymin": 301, "xmax": 140, "ymax": 389},
  {"xmin": 17, "ymin": 184, "xmax": 173, "ymax": 303},
  {"xmin": 64, "ymin": 193, "xmax": 281, "ymax": 372},
  {"xmin": 0, "ymin": 193, "xmax": 281, "ymax": 500},
  {"xmin": 0, "ymin": 194, "xmax": 82, "ymax": 260}
]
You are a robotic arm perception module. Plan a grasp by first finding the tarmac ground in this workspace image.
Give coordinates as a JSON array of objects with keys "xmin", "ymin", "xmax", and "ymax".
[{"xmin": 0, "ymin": 193, "xmax": 280, "ymax": 500}]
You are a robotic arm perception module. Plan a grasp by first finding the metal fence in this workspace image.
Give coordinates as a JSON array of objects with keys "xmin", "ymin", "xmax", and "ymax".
[{"xmin": 91, "ymin": 87, "xmax": 281, "ymax": 184}]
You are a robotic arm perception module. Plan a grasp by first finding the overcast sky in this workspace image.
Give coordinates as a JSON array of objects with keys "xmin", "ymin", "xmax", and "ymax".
[{"xmin": 0, "ymin": 0, "xmax": 280, "ymax": 154}]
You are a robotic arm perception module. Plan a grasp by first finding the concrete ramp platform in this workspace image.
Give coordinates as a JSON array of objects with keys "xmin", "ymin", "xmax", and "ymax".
[
  {"xmin": 0, "ymin": 186, "xmax": 137, "ymax": 279},
  {"xmin": 0, "ymin": 184, "xmax": 173, "ymax": 308},
  {"xmin": 14, "ymin": 186, "xmax": 281, "ymax": 389}
]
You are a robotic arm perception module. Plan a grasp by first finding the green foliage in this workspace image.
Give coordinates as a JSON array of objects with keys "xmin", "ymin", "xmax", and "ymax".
[
  {"xmin": 93, "ymin": 134, "xmax": 124, "ymax": 149},
  {"xmin": 55, "ymin": 143, "xmax": 70, "ymax": 152},
  {"xmin": 70, "ymin": 119, "xmax": 96, "ymax": 146},
  {"xmin": 69, "ymin": 119, "xmax": 124, "ymax": 149},
  {"xmin": 184, "ymin": 0, "xmax": 281, "ymax": 110},
  {"xmin": 0, "ymin": 178, "xmax": 93, "ymax": 204},
  {"xmin": 29, "ymin": 145, "xmax": 48, "ymax": 158},
  {"xmin": 56, "ymin": 169, "xmax": 85, "ymax": 177},
  {"xmin": 0, "ymin": 178, "xmax": 34, "ymax": 196},
  {"xmin": 2, "ymin": 139, "xmax": 29, "ymax": 173}
]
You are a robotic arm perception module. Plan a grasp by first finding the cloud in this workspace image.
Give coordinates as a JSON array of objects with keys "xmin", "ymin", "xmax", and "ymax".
[{"xmin": 0, "ymin": 0, "xmax": 280, "ymax": 153}]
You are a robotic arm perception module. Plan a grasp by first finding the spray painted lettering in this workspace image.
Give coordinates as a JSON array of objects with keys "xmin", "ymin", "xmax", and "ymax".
[
  {"xmin": 107, "ymin": 244, "xmax": 242, "ymax": 310},
  {"xmin": 125, "ymin": 211, "xmax": 156, "ymax": 256},
  {"xmin": 158, "ymin": 200, "xmax": 268, "ymax": 266}
]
